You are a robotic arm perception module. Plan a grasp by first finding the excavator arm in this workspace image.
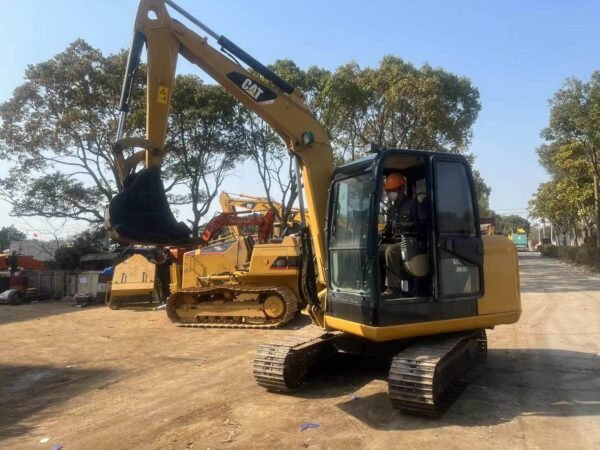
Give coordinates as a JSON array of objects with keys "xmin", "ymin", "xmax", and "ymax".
[
  {"xmin": 219, "ymin": 192, "xmax": 307, "ymax": 229},
  {"xmin": 106, "ymin": 0, "xmax": 333, "ymax": 293},
  {"xmin": 198, "ymin": 209, "xmax": 275, "ymax": 247}
]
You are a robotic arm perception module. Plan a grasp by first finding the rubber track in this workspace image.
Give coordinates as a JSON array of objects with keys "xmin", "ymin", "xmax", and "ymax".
[
  {"xmin": 254, "ymin": 327, "xmax": 334, "ymax": 391},
  {"xmin": 168, "ymin": 284, "xmax": 298, "ymax": 330},
  {"xmin": 388, "ymin": 330, "xmax": 487, "ymax": 416}
]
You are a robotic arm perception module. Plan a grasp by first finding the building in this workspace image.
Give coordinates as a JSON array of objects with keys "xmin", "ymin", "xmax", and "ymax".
[{"xmin": 9, "ymin": 240, "xmax": 65, "ymax": 262}]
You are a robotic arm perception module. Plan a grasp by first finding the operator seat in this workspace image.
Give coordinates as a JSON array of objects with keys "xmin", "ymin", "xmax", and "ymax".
[{"xmin": 401, "ymin": 192, "xmax": 430, "ymax": 278}]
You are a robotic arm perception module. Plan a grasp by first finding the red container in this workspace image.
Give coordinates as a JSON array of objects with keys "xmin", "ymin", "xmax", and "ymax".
[{"xmin": 9, "ymin": 275, "xmax": 27, "ymax": 290}]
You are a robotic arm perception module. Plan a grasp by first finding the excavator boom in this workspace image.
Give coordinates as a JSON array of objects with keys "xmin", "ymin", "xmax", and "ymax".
[{"xmin": 106, "ymin": 0, "xmax": 333, "ymax": 291}]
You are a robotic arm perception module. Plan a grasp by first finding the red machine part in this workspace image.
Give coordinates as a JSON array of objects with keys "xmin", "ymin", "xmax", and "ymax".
[
  {"xmin": 0, "ymin": 254, "xmax": 45, "ymax": 271},
  {"xmin": 199, "ymin": 210, "xmax": 276, "ymax": 247}
]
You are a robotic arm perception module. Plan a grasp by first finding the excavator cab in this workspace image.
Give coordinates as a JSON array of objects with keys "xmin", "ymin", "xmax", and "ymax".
[{"xmin": 326, "ymin": 149, "xmax": 484, "ymax": 328}]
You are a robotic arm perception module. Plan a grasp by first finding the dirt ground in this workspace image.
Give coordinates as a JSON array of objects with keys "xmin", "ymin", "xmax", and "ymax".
[{"xmin": 1, "ymin": 252, "xmax": 600, "ymax": 449}]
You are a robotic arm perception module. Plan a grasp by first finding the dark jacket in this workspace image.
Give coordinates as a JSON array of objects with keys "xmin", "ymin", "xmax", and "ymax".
[
  {"xmin": 385, "ymin": 196, "xmax": 428, "ymax": 239},
  {"xmin": 7, "ymin": 253, "xmax": 19, "ymax": 272}
]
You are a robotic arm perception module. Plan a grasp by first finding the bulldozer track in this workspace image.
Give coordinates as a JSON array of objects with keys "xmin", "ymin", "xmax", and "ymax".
[
  {"xmin": 388, "ymin": 329, "xmax": 487, "ymax": 416},
  {"xmin": 167, "ymin": 284, "xmax": 299, "ymax": 329},
  {"xmin": 254, "ymin": 327, "xmax": 338, "ymax": 392}
]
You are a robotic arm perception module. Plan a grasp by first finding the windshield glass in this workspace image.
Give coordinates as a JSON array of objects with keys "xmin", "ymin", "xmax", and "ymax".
[
  {"xmin": 435, "ymin": 161, "xmax": 476, "ymax": 236},
  {"xmin": 330, "ymin": 173, "xmax": 373, "ymax": 248},
  {"xmin": 329, "ymin": 173, "xmax": 374, "ymax": 293}
]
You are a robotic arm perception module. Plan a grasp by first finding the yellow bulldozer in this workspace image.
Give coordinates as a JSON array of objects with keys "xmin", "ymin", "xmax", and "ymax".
[
  {"xmin": 105, "ymin": 0, "xmax": 521, "ymax": 415},
  {"xmin": 165, "ymin": 204, "xmax": 303, "ymax": 328}
]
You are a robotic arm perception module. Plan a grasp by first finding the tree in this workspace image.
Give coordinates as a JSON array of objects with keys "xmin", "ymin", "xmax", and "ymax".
[
  {"xmin": 0, "ymin": 40, "xmax": 142, "ymax": 223},
  {"xmin": 498, "ymin": 215, "xmax": 531, "ymax": 235},
  {"xmin": 327, "ymin": 56, "xmax": 481, "ymax": 158},
  {"xmin": 234, "ymin": 106, "xmax": 298, "ymax": 226},
  {"xmin": 541, "ymin": 72, "xmax": 600, "ymax": 245},
  {"xmin": 316, "ymin": 57, "xmax": 491, "ymax": 208},
  {"xmin": 473, "ymin": 171, "xmax": 492, "ymax": 217},
  {"xmin": 52, "ymin": 227, "xmax": 108, "ymax": 270},
  {"xmin": 535, "ymin": 141, "xmax": 595, "ymax": 241},
  {"xmin": 233, "ymin": 60, "xmax": 324, "ymax": 228},
  {"xmin": 0, "ymin": 225, "xmax": 26, "ymax": 251},
  {"xmin": 0, "ymin": 41, "xmax": 239, "ymax": 236},
  {"xmin": 242, "ymin": 57, "xmax": 490, "ymax": 223},
  {"xmin": 529, "ymin": 181, "xmax": 581, "ymax": 245},
  {"xmin": 167, "ymin": 75, "xmax": 243, "ymax": 237}
]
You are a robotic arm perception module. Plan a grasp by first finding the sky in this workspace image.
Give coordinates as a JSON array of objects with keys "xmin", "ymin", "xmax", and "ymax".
[{"xmin": 1, "ymin": 0, "xmax": 599, "ymax": 239}]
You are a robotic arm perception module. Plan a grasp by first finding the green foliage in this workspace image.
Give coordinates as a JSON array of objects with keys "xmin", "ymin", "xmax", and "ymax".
[
  {"xmin": 532, "ymin": 72, "xmax": 600, "ymax": 243},
  {"xmin": 0, "ymin": 225, "xmax": 26, "ymax": 250},
  {"xmin": 540, "ymin": 242, "xmax": 600, "ymax": 269},
  {"xmin": 498, "ymin": 215, "xmax": 531, "ymax": 235},
  {"xmin": 51, "ymin": 227, "xmax": 107, "ymax": 270},
  {"xmin": 531, "ymin": 142, "xmax": 594, "ymax": 233},
  {"xmin": 0, "ymin": 41, "xmax": 241, "ymax": 233},
  {"xmin": 0, "ymin": 40, "xmax": 492, "ymax": 236},
  {"xmin": 251, "ymin": 57, "xmax": 490, "ymax": 218},
  {"xmin": 0, "ymin": 39, "xmax": 141, "ymax": 223},
  {"xmin": 312, "ymin": 56, "xmax": 489, "ymax": 214},
  {"xmin": 540, "ymin": 244, "xmax": 558, "ymax": 258},
  {"xmin": 577, "ymin": 242, "xmax": 600, "ymax": 265},
  {"xmin": 473, "ymin": 170, "xmax": 492, "ymax": 217},
  {"xmin": 324, "ymin": 56, "xmax": 481, "ymax": 158},
  {"xmin": 167, "ymin": 75, "xmax": 245, "ymax": 236}
]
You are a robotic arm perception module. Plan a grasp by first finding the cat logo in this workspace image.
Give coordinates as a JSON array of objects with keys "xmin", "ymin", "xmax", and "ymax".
[
  {"xmin": 226, "ymin": 72, "xmax": 277, "ymax": 103},
  {"xmin": 241, "ymin": 78, "xmax": 264, "ymax": 100}
]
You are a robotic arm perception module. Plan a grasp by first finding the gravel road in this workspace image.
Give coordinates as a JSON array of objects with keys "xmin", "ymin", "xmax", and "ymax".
[{"xmin": 1, "ymin": 252, "xmax": 599, "ymax": 449}]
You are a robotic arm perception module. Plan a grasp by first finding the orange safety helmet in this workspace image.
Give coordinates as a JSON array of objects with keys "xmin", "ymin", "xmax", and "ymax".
[{"xmin": 384, "ymin": 173, "xmax": 406, "ymax": 191}]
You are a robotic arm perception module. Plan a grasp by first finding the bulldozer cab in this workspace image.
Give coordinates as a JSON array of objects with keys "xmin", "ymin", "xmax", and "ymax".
[{"xmin": 326, "ymin": 149, "xmax": 484, "ymax": 327}]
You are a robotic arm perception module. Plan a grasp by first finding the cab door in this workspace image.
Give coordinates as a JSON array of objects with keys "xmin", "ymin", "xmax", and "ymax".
[{"xmin": 431, "ymin": 156, "xmax": 484, "ymax": 301}]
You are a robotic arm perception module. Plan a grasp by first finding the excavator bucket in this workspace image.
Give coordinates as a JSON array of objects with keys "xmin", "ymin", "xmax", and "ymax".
[{"xmin": 105, "ymin": 167, "xmax": 192, "ymax": 245}]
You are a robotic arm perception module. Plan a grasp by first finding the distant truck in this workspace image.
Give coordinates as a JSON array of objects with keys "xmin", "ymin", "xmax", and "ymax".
[{"xmin": 508, "ymin": 228, "xmax": 529, "ymax": 251}]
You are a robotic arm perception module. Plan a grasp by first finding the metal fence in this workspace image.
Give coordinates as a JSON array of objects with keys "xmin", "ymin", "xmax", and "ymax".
[{"xmin": 21, "ymin": 270, "xmax": 108, "ymax": 300}]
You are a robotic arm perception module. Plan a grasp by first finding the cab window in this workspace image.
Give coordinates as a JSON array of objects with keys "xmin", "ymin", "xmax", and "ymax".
[
  {"xmin": 435, "ymin": 162, "xmax": 476, "ymax": 236},
  {"xmin": 329, "ymin": 173, "xmax": 373, "ymax": 293}
]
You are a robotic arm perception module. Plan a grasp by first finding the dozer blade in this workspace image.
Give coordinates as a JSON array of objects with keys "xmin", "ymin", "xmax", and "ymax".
[{"xmin": 105, "ymin": 167, "xmax": 192, "ymax": 245}]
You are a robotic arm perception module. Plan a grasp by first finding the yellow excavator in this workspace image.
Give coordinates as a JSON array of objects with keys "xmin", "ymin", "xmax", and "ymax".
[
  {"xmin": 219, "ymin": 192, "xmax": 307, "ymax": 237},
  {"xmin": 106, "ymin": 0, "xmax": 521, "ymax": 415}
]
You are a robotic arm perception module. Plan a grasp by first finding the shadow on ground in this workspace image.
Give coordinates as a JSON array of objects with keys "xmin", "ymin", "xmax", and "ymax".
[
  {"xmin": 519, "ymin": 252, "xmax": 600, "ymax": 294},
  {"xmin": 285, "ymin": 347, "xmax": 600, "ymax": 429},
  {"xmin": 0, "ymin": 301, "xmax": 106, "ymax": 327},
  {"xmin": 0, "ymin": 364, "xmax": 116, "ymax": 441}
]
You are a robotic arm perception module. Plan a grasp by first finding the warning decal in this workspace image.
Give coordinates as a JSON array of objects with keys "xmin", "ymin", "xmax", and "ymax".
[{"xmin": 157, "ymin": 85, "xmax": 169, "ymax": 104}]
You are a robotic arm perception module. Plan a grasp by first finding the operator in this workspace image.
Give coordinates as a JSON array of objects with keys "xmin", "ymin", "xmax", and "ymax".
[
  {"xmin": 380, "ymin": 173, "xmax": 426, "ymax": 298},
  {"xmin": 155, "ymin": 248, "xmax": 172, "ymax": 303},
  {"xmin": 7, "ymin": 250, "xmax": 19, "ymax": 275}
]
